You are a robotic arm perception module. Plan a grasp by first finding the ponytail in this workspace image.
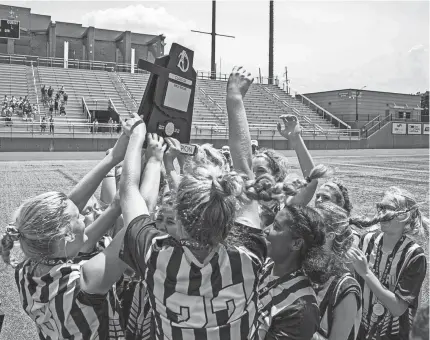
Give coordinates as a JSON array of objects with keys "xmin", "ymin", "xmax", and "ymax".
[{"xmin": 243, "ymin": 164, "xmax": 330, "ymax": 203}]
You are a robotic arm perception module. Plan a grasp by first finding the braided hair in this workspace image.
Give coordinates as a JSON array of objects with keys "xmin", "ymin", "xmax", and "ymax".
[{"xmin": 349, "ymin": 187, "xmax": 429, "ymax": 239}]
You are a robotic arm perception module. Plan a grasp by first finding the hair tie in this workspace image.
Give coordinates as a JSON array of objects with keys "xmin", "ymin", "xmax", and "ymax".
[
  {"xmin": 6, "ymin": 225, "xmax": 21, "ymax": 240},
  {"xmin": 130, "ymin": 120, "xmax": 144, "ymax": 134}
]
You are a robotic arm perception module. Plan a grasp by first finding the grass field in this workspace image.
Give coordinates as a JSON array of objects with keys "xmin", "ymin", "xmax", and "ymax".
[{"xmin": 0, "ymin": 149, "xmax": 428, "ymax": 340}]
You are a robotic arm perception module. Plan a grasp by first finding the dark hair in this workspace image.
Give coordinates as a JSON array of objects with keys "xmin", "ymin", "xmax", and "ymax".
[
  {"xmin": 254, "ymin": 148, "xmax": 288, "ymax": 183},
  {"xmin": 282, "ymin": 206, "xmax": 326, "ymax": 284},
  {"xmin": 411, "ymin": 305, "xmax": 429, "ymax": 340},
  {"xmin": 322, "ymin": 180, "xmax": 353, "ymax": 214}
]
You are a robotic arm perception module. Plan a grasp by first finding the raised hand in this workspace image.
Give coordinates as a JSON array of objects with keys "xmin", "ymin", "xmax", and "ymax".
[
  {"xmin": 227, "ymin": 66, "xmax": 254, "ymax": 99},
  {"xmin": 145, "ymin": 133, "xmax": 167, "ymax": 162},
  {"xmin": 108, "ymin": 113, "xmax": 146, "ymax": 164},
  {"xmin": 346, "ymin": 247, "xmax": 370, "ymax": 277},
  {"xmin": 164, "ymin": 137, "xmax": 181, "ymax": 162},
  {"xmin": 121, "ymin": 112, "xmax": 146, "ymax": 138},
  {"xmin": 277, "ymin": 114, "xmax": 302, "ymax": 141}
]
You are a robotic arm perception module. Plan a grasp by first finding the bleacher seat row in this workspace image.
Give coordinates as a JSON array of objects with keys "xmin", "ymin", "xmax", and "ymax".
[{"xmin": 1, "ymin": 63, "xmax": 345, "ymax": 135}]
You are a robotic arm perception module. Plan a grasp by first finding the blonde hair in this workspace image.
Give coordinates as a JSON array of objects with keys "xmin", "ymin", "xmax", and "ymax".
[
  {"xmin": 175, "ymin": 163, "xmax": 330, "ymax": 247},
  {"xmin": 185, "ymin": 144, "xmax": 228, "ymax": 172},
  {"xmin": 0, "ymin": 192, "xmax": 72, "ymax": 264}
]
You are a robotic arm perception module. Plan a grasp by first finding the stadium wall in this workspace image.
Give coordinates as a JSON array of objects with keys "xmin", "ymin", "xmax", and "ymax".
[
  {"xmin": 364, "ymin": 122, "xmax": 429, "ymax": 149},
  {"xmin": 1, "ymin": 129, "xmax": 427, "ymax": 151}
]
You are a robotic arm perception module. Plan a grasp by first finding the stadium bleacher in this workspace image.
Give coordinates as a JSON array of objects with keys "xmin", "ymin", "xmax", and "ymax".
[{"xmin": 0, "ymin": 62, "xmax": 357, "ymax": 138}]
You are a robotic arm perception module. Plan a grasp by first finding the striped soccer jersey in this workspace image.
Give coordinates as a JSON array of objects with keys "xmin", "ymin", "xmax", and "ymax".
[
  {"xmin": 15, "ymin": 259, "xmax": 124, "ymax": 340},
  {"xmin": 125, "ymin": 281, "xmax": 153, "ymax": 340},
  {"xmin": 120, "ymin": 214, "xmax": 267, "ymax": 340},
  {"xmin": 256, "ymin": 260, "xmax": 320, "ymax": 340},
  {"xmin": 316, "ymin": 273, "xmax": 362, "ymax": 340},
  {"xmin": 357, "ymin": 231, "xmax": 427, "ymax": 340}
]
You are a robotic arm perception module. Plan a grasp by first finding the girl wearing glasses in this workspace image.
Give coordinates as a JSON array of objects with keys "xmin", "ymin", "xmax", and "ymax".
[{"xmin": 348, "ymin": 187, "xmax": 428, "ymax": 340}]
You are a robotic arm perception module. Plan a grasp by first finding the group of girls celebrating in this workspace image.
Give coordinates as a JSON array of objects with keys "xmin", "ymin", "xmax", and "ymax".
[{"xmin": 1, "ymin": 66, "xmax": 428, "ymax": 340}]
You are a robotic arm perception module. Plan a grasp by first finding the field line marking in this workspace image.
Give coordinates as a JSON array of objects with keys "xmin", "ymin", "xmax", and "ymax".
[
  {"xmin": 327, "ymin": 162, "xmax": 428, "ymax": 174},
  {"xmin": 311, "ymin": 154, "xmax": 428, "ymax": 159}
]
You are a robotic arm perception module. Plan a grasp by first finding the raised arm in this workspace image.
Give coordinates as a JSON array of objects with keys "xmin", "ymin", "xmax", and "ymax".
[
  {"xmin": 226, "ymin": 66, "xmax": 261, "ymax": 229},
  {"xmin": 139, "ymin": 134, "xmax": 168, "ymax": 213},
  {"xmin": 119, "ymin": 115, "xmax": 149, "ymax": 228},
  {"xmin": 277, "ymin": 115, "xmax": 318, "ymax": 206},
  {"xmin": 79, "ymin": 192, "xmax": 122, "ymax": 253},
  {"xmin": 226, "ymin": 66, "xmax": 254, "ymax": 176},
  {"xmin": 163, "ymin": 137, "xmax": 183, "ymax": 192},
  {"xmin": 68, "ymin": 132, "xmax": 130, "ymax": 212}
]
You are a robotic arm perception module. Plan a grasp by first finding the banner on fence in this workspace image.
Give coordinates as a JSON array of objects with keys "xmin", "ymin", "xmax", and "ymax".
[
  {"xmin": 407, "ymin": 124, "xmax": 422, "ymax": 135},
  {"xmin": 392, "ymin": 123, "xmax": 406, "ymax": 134},
  {"xmin": 423, "ymin": 124, "xmax": 429, "ymax": 135}
]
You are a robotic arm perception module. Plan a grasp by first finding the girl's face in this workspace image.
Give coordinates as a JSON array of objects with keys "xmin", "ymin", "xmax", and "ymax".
[
  {"xmin": 252, "ymin": 156, "xmax": 272, "ymax": 178},
  {"xmin": 264, "ymin": 209, "xmax": 301, "ymax": 263},
  {"xmin": 377, "ymin": 195, "xmax": 408, "ymax": 235},
  {"xmin": 315, "ymin": 185, "xmax": 337, "ymax": 208},
  {"xmin": 64, "ymin": 199, "xmax": 87, "ymax": 258},
  {"xmin": 156, "ymin": 202, "xmax": 179, "ymax": 239},
  {"xmin": 82, "ymin": 196, "xmax": 103, "ymax": 227}
]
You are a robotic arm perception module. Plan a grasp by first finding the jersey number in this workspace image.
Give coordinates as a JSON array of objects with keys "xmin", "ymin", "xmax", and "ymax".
[{"xmin": 165, "ymin": 283, "xmax": 247, "ymax": 327}]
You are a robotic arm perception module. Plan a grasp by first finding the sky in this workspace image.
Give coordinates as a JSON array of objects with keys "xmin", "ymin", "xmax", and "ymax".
[{"xmin": 2, "ymin": 0, "xmax": 429, "ymax": 94}]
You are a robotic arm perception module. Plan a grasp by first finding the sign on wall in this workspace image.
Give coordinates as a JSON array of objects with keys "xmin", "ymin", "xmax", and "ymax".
[
  {"xmin": 392, "ymin": 123, "xmax": 406, "ymax": 135},
  {"xmin": 0, "ymin": 19, "xmax": 20, "ymax": 39},
  {"xmin": 423, "ymin": 124, "xmax": 429, "ymax": 135},
  {"xmin": 407, "ymin": 124, "xmax": 422, "ymax": 135}
]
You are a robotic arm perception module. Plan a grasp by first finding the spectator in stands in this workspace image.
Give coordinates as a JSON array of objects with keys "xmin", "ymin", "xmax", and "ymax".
[
  {"xmin": 49, "ymin": 116, "xmax": 54, "ymax": 134},
  {"xmin": 59, "ymin": 85, "xmax": 65, "ymax": 95},
  {"xmin": 63, "ymin": 92, "xmax": 68, "ymax": 106},
  {"xmin": 41, "ymin": 85, "xmax": 45, "ymax": 99},
  {"xmin": 10, "ymin": 96, "xmax": 16, "ymax": 113},
  {"xmin": 93, "ymin": 119, "xmax": 99, "ymax": 134},
  {"xmin": 49, "ymin": 100, "xmax": 54, "ymax": 116},
  {"xmin": 251, "ymin": 140, "xmax": 259, "ymax": 155},
  {"xmin": 40, "ymin": 116, "xmax": 47, "ymax": 133},
  {"xmin": 47, "ymin": 86, "xmax": 53, "ymax": 99},
  {"xmin": 60, "ymin": 102, "xmax": 66, "ymax": 117},
  {"xmin": 108, "ymin": 117, "xmax": 114, "ymax": 134},
  {"xmin": 54, "ymin": 98, "xmax": 59, "ymax": 115},
  {"xmin": 3, "ymin": 95, "xmax": 8, "ymax": 106}
]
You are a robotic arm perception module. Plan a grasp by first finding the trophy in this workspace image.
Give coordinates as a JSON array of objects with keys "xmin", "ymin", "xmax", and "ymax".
[{"xmin": 137, "ymin": 43, "xmax": 197, "ymax": 155}]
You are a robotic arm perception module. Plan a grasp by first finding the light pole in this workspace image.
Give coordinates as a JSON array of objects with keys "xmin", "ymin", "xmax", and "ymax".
[
  {"xmin": 191, "ymin": 1, "xmax": 235, "ymax": 79},
  {"xmin": 355, "ymin": 85, "xmax": 366, "ymax": 122}
]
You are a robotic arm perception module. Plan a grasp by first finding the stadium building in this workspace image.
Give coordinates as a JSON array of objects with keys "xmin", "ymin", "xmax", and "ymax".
[
  {"xmin": 0, "ymin": 4, "xmax": 165, "ymax": 64},
  {"xmin": 302, "ymin": 89, "xmax": 425, "ymax": 129}
]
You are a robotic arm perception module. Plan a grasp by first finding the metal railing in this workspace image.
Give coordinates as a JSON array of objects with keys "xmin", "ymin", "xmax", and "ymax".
[
  {"xmin": 262, "ymin": 87, "xmax": 324, "ymax": 132},
  {"xmin": 362, "ymin": 113, "xmax": 393, "ymax": 138},
  {"xmin": 113, "ymin": 71, "xmax": 138, "ymax": 107},
  {"xmin": 295, "ymin": 93, "xmax": 351, "ymax": 130},
  {"xmin": 196, "ymin": 87, "xmax": 226, "ymax": 127},
  {"xmin": 30, "ymin": 63, "xmax": 41, "ymax": 117},
  {"xmin": 0, "ymin": 119, "xmax": 361, "ymax": 140},
  {"xmin": 81, "ymin": 97, "xmax": 91, "ymax": 122}
]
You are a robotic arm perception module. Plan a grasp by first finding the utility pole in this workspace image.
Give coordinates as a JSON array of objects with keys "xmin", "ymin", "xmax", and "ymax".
[
  {"xmin": 355, "ymin": 85, "xmax": 367, "ymax": 121},
  {"xmin": 269, "ymin": 0, "xmax": 274, "ymax": 85},
  {"xmin": 283, "ymin": 66, "xmax": 290, "ymax": 94},
  {"xmin": 191, "ymin": 1, "xmax": 235, "ymax": 79}
]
